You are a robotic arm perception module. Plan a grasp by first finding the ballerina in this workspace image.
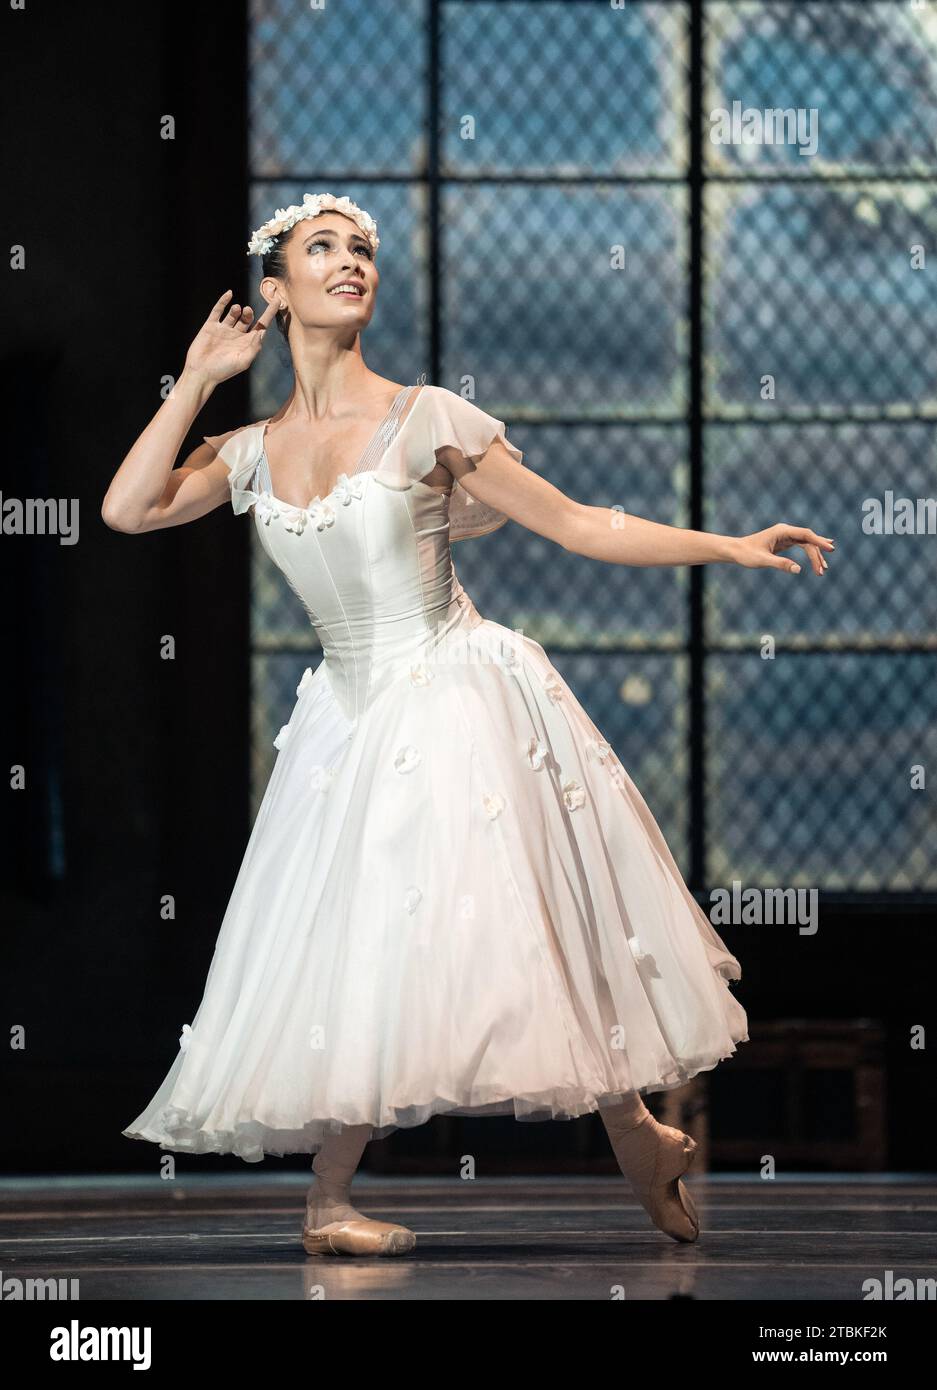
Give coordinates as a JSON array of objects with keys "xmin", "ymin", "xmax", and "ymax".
[{"xmin": 104, "ymin": 192, "xmax": 834, "ymax": 1257}]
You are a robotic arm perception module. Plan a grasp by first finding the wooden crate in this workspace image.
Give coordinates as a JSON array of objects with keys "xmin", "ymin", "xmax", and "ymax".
[{"xmin": 706, "ymin": 1018, "xmax": 887, "ymax": 1171}]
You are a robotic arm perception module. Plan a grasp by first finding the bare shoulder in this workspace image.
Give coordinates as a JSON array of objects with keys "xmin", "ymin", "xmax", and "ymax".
[{"xmin": 367, "ymin": 376, "xmax": 411, "ymax": 404}]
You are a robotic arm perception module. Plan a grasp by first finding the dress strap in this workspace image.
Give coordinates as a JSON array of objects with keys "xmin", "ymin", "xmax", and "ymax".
[
  {"xmin": 354, "ymin": 384, "xmax": 417, "ymax": 477},
  {"xmin": 253, "ymin": 450, "xmax": 272, "ymax": 495}
]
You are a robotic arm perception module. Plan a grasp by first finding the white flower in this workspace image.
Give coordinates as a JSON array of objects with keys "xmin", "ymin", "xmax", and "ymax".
[
  {"xmin": 282, "ymin": 507, "xmax": 308, "ymax": 535},
  {"xmin": 394, "ymin": 745, "xmax": 422, "ymax": 774},
  {"xmin": 310, "ymin": 765, "xmax": 336, "ymax": 792},
  {"xmin": 296, "ymin": 667, "xmax": 313, "ymax": 696},
  {"xmin": 608, "ymin": 763, "xmax": 626, "ymax": 789},
  {"xmin": 332, "ymin": 473, "xmax": 364, "ymax": 506},
  {"xmin": 543, "ymin": 672, "xmax": 564, "ymax": 702},
  {"xmin": 403, "ymin": 886, "xmax": 422, "ymax": 914},
  {"xmin": 309, "ymin": 501, "xmax": 336, "ymax": 531},
  {"xmin": 255, "ymin": 494, "xmax": 280, "ymax": 525},
  {"xmin": 526, "ymin": 736, "xmax": 549, "ymax": 771},
  {"xmin": 273, "ymin": 724, "xmax": 291, "ymax": 750},
  {"xmin": 483, "ymin": 792, "xmax": 505, "ymax": 820},
  {"xmin": 562, "ymin": 779, "xmax": 585, "ymax": 811},
  {"xmin": 629, "ymin": 937, "xmax": 648, "ymax": 964},
  {"xmin": 587, "ymin": 738, "xmax": 612, "ymax": 764},
  {"xmin": 410, "ymin": 662, "xmax": 435, "ymax": 686},
  {"xmin": 179, "ymin": 1024, "xmax": 193, "ymax": 1053},
  {"xmin": 247, "ymin": 192, "xmax": 380, "ymax": 258}
]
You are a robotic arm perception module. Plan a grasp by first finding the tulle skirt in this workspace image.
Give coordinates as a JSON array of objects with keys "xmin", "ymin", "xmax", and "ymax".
[{"xmin": 123, "ymin": 617, "xmax": 748, "ymax": 1162}]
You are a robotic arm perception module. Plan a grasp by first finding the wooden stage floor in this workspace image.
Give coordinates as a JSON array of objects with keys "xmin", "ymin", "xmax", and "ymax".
[{"xmin": 2, "ymin": 1173, "xmax": 935, "ymax": 1301}]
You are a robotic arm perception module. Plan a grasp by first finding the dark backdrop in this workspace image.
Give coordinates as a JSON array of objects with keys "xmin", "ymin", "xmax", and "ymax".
[{"xmin": 1, "ymin": 0, "xmax": 255, "ymax": 1171}]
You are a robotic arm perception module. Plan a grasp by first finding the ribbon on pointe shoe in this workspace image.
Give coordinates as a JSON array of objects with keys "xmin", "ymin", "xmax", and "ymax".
[{"xmin": 302, "ymin": 1124, "xmax": 417, "ymax": 1256}]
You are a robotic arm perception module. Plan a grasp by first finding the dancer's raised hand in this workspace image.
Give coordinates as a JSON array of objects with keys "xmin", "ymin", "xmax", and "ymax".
[{"xmin": 183, "ymin": 290, "xmax": 278, "ymax": 385}]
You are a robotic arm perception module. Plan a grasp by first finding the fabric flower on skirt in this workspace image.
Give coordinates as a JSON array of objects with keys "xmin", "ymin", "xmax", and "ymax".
[
  {"xmin": 296, "ymin": 667, "xmax": 313, "ymax": 696},
  {"xmin": 403, "ymin": 886, "xmax": 422, "ymax": 914},
  {"xmin": 273, "ymin": 724, "xmax": 291, "ymax": 750},
  {"xmin": 526, "ymin": 736, "xmax": 549, "ymax": 771},
  {"xmin": 178, "ymin": 1024, "xmax": 193, "ymax": 1053},
  {"xmin": 587, "ymin": 737, "xmax": 613, "ymax": 764},
  {"xmin": 543, "ymin": 672, "xmax": 564, "ymax": 703},
  {"xmin": 310, "ymin": 765, "xmax": 336, "ymax": 792},
  {"xmin": 629, "ymin": 936, "xmax": 648, "ymax": 965},
  {"xmin": 410, "ymin": 662, "xmax": 435, "ymax": 686},
  {"xmin": 562, "ymin": 779, "xmax": 586, "ymax": 811},
  {"xmin": 483, "ymin": 792, "xmax": 505, "ymax": 820},
  {"xmin": 394, "ymin": 746, "xmax": 422, "ymax": 774}
]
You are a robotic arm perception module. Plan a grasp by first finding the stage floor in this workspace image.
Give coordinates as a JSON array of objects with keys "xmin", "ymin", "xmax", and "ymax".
[{"xmin": 1, "ymin": 1173, "xmax": 935, "ymax": 1301}]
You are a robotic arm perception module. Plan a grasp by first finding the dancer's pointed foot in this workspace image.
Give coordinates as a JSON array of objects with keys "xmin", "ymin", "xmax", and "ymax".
[
  {"xmin": 302, "ymin": 1186, "xmax": 416, "ymax": 1257},
  {"xmin": 606, "ymin": 1112, "xmax": 701, "ymax": 1243},
  {"xmin": 301, "ymin": 1217, "xmax": 417, "ymax": 1257}
]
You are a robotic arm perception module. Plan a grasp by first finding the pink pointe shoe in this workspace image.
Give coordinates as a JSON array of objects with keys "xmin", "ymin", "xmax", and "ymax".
[
  {"xmin": 303, "ymin": 1124, "xmax": 417, "ymax": 1256},
  {"xmin": 625, "ymin": 1118, "xmax": 700, "ymax": 1243},
  {"xmin": 301, "ymin": 1217, "xmax": 417, "ymax": 1257},
  {"xmin": 603, "ymin": 1108, "xmax": 701, "ymax": 1243}
]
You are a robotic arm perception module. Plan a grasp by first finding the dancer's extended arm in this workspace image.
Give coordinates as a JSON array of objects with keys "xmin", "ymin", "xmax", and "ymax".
[{"xmin": 441, "ymin": 438, "xmax": 835, "ymax": 576}]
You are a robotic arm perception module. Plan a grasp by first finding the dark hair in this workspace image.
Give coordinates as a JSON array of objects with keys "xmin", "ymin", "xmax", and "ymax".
[{"xmin": 259, "ymin": 227, "xmax": 295, "ymax": 340}]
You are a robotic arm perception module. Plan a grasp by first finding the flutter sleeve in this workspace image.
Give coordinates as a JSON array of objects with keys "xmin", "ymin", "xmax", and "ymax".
[
  {"xmin": 377, "ymin": 385, "xmax": 521, "ymax": 541},
  {"xmin": 202, "ymin": 423, "xmax": 265, "ymax": 515}
]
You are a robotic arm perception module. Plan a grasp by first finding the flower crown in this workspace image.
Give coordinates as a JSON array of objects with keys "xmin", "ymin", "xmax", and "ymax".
[{"xmin": 246, "ymin": 192, "xmax": 380, "ymax": 258}]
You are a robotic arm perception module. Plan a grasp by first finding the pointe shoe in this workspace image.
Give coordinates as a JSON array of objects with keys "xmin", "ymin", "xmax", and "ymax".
[
  {"xmin": 301, "ymin": 1217, "xmax": 417, "ymax": 1257},
  {"xmin": 624, "ymin": 1118, "xmax": 700, "ymax": 1244}
]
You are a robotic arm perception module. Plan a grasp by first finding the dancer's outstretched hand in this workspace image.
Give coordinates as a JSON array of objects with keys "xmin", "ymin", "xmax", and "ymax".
[
  {"xmin": 731, "ymin": 524, "xmax": 835, "ymax": 576},
  {"xmin": 183, "ymin": 290, "xmax": 278, "ymax": 385}
]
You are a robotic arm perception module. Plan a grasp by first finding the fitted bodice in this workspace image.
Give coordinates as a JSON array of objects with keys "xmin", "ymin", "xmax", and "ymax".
[
  {"xmin": 251, "ymin": 467, "xmax": 484, "ymax": 721},
  {"xmin": 203, "ymin": 383, "xmax": 525, "ymax": 722}
]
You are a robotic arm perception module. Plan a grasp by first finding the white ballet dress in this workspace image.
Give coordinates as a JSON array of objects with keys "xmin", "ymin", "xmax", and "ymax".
[{"xmin": 122, "ymin": 381, "xmax": 749, "ymax": 1162}]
